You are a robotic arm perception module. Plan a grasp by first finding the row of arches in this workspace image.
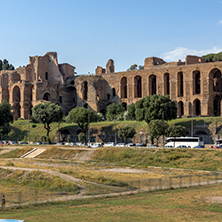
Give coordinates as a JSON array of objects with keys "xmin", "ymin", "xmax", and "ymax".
[
  {"xmin": 120, "ymin": 68, "xmax": 222, "ymax": 99},
  {"xmin": 177, "ymin": 96, "xmax": 222, "ymax": 117}
]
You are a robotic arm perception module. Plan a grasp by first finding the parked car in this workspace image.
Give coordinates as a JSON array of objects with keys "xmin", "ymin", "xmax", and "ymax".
[
  {"xmin": 126, "ymin": 143, "xmax": 135, "ymax": 147},
  {"xmin": 35, "ymin": 141, "xmax": 42, "ymax": 145},
  {"xmin": 135, "ymin": 143, "xmax": 146, "ymax": 147},
  {"xmin": 116, "ymin": 143, "xmax": 125, "ymax": 147},
  {"xmin": 90, "ymin": 143, "xmax": 101, "ymax": 148},
  {"xmin": 104, "ymin": 142, "xmax": 116, "ymax": 147},
  {"xmin": 20, "ymin": 141, "xmax": 28, "ymax": 145},
  {"xmin": 147, "ymin": 144, "xmax": 156, "ymax": 147},
  {"xmin": 194, "ymin": 145, "xmax": 202, "ymax": 148}
]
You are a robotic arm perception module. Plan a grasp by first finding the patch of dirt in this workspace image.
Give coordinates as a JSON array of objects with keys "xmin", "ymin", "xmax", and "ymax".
[
  {"xmin": 206, "ymin": 196, "xmax": 222, "ymax": 203},
  {"xmin": 100, "ymin": 167, "xmax": 151, "ymax": 174}
]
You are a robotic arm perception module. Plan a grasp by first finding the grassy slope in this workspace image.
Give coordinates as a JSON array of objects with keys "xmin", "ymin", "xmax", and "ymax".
[
  {"xmin": 0, "ymin": 185, "xmax": 222, "ymax": 222},
  {"xmin": 9, "ymin": 116, "xmax": 222, "ymax": 143}
]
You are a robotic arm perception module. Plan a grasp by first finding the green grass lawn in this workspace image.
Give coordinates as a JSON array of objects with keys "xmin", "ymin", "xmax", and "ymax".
[{"xmin": 1, "ymin": 184, "xmax": 222, "ymax": 222}]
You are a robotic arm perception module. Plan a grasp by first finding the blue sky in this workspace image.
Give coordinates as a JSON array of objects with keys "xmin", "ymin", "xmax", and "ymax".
[{"xmin": 1, "ymin": 0, "xmax": 222, "ymax": 74}]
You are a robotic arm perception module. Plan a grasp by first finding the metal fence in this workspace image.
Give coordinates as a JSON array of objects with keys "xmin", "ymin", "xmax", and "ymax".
[{"xmin": 1, "ymin": 172, "xmax": 222, "ymax": 208}]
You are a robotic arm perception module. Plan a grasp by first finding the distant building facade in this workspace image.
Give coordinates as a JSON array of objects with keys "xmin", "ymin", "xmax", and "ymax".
[{"xmin": 1, "ymin": 52, "xmax": 222, "ymax": 119}]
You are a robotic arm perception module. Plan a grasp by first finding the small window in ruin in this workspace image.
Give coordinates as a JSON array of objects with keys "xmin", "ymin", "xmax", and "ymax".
[
  {"xmin": 112, "ymin": 88, "xmax": 116, "ymax": 97},
  {"xmin": 73, "ymin": 98, "xmax": 76, "ymax": 103},
  {"xmin": 107, "ymin": 94, "xmax": 110, "ymax": 100},
  {"xmin": 59, "ymin": 96, "xmax": 62, "ymax": 104},
  {"xmin": 45, "ymin": 72, "xmax": 48, "ymax": 80}
]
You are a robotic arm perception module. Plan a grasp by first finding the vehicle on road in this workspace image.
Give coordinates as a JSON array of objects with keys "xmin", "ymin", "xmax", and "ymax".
[
  {"xmin": 126, "ymin": 143, "xmax": 135, "ymax": 147},
  {"xmin": 165, "ymin": 137, "xmax": 204, "ymax": 148},
  {"xmin": 103, "ymin": 142, "xmax": 116, "ymax": 147},
  {"xmin": 136, "ymin": 143, "xmax": 146, "ymax": 147},
  {"xmin": 116, "ymin": 143, "xmax": 125, "ymax": 147},
  {"xmin": 176, "ymin": 145, "xmax": 187, "ymax": 148}
]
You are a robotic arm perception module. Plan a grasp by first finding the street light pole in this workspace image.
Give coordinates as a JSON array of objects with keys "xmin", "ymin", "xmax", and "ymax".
[
  {"xmin": 28, "ymin": 114, "xmax": 30, "ymax": 144},
  {"xmin": 162, "ymin": 111, "xmax": 165, "ymax": 148},
  {"xmin": 115, "ymin": 114, "xmax": 117, "ymax": 144},
  {"xmin": 191, "ymin": 104, "xmax": 193, "ymax": 137},
  {"xmin": 88, "ymin": 113, "xmax": 90, "ymax": 144}
]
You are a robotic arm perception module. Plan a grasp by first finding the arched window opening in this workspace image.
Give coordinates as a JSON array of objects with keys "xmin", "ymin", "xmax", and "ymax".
[
  {"xmin": 83, "ymin": 103, "xmax": 88, "ymax": 109},
  {"xmin": 45, "ymin": 72, "xmax": 48, "ymax": 80},
  {"xmin": 59, "ymin": 96, "xmax": 62, "ymax": 104},
  {"xmin": 13, "ymin": 86, "xmax": 21, "ymax": 120},
  {"xmin": 210, "ymin": 69, "xmax": 222, "ymax": 92},
  {"xmin": 122, "ymin": 102, "xmax": 127, "ymax": 110},
  {"xmin": 164, "ymin": 73, "xmax": 170, "ymax": 95},
  {"xmin": 177, "ymin": 72, "xmax": 183, "ymax": 97},
  {"xmin": 82, "ymin": 81, "xmax": 88, "ymax": 100},
  {"xmin": 178, "ymin": 101, "xmax": 184, "ymax": 118},
  {"xmin": 193, "ymin": 70, "xmax": 200, "ymax": 94},
  {"xmin": 107, "ymin": 94, "xmax": 110, "ymax": 100},
  {"xmin": 149, "ymin": 74, "xmax": 156, "ymax": 95},
  {"xmin": 193, "ymin": 99, "xmax": 201, "ymax": 116},
  {"xmin": 112, "ymin": 88, "xmax": 116, "ymax": 97},
  {"xmin": 214, "ymin": 96, "xmax": 221, "ymax": 116},
  {"xmin": 134, "ymin": 75, "xmax": 142, "ymax": 98},
  {"xmin": 43, "ymin": 93, "xmax": 51, "ymax": 101},
  {"xmin": 121, "ymin": 77, "xmax": 127, "ymax": 98}
]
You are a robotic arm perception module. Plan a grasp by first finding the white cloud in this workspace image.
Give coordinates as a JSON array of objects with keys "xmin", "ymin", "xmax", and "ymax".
[
  {"xmin": 219, "ymin": 20, "xmax": 222, "ymax": 25},
  {"xmin": 161, "ymin": 46, "xmax": 222, "ymax": 62}
]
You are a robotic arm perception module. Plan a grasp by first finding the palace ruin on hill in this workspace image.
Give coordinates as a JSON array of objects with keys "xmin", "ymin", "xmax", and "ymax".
[{"xmin": 0, "ymin": 52, "xmax": 222, "ymax": 120}]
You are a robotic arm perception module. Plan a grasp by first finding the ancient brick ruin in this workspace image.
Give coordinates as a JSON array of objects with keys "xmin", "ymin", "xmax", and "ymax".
[{"xmin": 0, "ymin": 52, "xmax": 222, "ymax": 120}]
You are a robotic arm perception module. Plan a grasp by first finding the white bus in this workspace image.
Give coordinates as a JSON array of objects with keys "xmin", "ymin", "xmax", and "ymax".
[{"xmin": 165, "ymin": 137, "xmax": 204, "ymax": 148}]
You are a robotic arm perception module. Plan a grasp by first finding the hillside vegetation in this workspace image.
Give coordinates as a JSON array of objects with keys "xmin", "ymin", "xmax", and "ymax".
[{"xmin": 7, "ymin": 116, "xmax": 222, "ymax": 143}]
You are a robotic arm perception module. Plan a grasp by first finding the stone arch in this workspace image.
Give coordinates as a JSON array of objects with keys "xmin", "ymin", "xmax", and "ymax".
[
  {"xmin": 122, "ymin": 102, "xmax": 127, "ymax": 110},
  {"xmin": 193, "ymin": 70, "xmax": 200, "ymax": 94},
  {"xmin": 82, "ymin": 81, "xmax": 88, "ymax": 100},
  {"xmin": 149, "ymin": 74, "xmax": 156, "ymax": 95},
  {"xmin": 177, "ymin": 101, "xmax": 184, "ymax": 118},
  {"xmin": 177, "ymin": 72, "xmax": 183, "ymax": 97},
  {"xmin": 164, "ymin": 73, "xmax": 170, "ymax": 95},
  {"xmin": 213, "ymin": 95, "xmax": 221, "ymax": 116},
  {"xmin": 13, "ymin": 86, "xmax": 21, "ymax": 120},
  {"xmin": 83, "ymin": 103, "xmax": 88, "ymax": 108},
  {"xmin": 134, "ymin": 75, "xmax": 142, "ymax": 98},
  {"xmin": 43, "ymin": 93, "xmax": 51, "ymax": 101},
  {"xmin": 112, "ymin": 88, "xmax": 116, "ymax": 97},
  {"xmin": 193, "ymin": 99, "xmax": 201, "ymax": 116},
  {"xmin": 120, "ymin": 77, "xmax": 127, "ymax": 98},
  {"xmin": 209, "ymin": 68, "xmax": 222, "ymax": 92}
]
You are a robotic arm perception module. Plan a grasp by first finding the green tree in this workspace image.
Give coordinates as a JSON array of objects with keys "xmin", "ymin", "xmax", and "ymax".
[
  {"xmin": 118, "ymin": 126, "xmax": 136, "ymax": 144},
  {"xmin": 78, "ymin": 132, "xmax": 86, "ymax": 142},
  {"xmin": 32, "ymin": 102, "xmax": 63, "ymax": 143},
  {"xmin": 0, "ymin": 59, "xmax": 14, "ymax": 70},
  {"xmin": 148, "ymin": 120, "xmax": 168, "ymax": 146},
  {"xmin": 0, "ymin": 101, "xmax": 13, "ymax": 137},
  {"xmin": 106, "ymin": 103, "xmax": 124, "ymax": 121},
  {"xmin": 66, "ymin": 107, "xmax": 99, "ymax": 142},
  {"xmin": 203, "ymin": 52, "xmax": 222, "ymax": 62},
  {"xmin": 127, "ymin": 104, "xmax": 136, "ymax": 120},
  {"xmin": 166, "ymin": 124, "xmax": 188, "ymax": 137},
  {"xmin": 127, "ymin": 64, "xmax": 144, "ymax": 71},
  {"xmin": 135, "ymin": 95, "xmax": 177, "ymax": 124}
]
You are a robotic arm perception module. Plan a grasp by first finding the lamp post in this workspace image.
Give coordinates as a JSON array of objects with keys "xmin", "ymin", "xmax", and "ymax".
[
  {"xmin": 115, "ymin": 114, "xmax": 117, "ymax": 144},
  {"xmin": 191, "ymin": 104, "xmax": 193, "ymax": 137},
  {"xmin": 162, "ymin": 111, "xmax": 165, "ymax": 148},
  {"xmin": 88, "ymin": 112, "xmax": 90, "ymax": 144},
  {"xmin": 28, "ymin": 114, "xmax": 30, "ymax": 144}
]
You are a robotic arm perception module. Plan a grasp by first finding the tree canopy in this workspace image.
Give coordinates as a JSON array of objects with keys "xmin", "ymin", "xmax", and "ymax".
[
  {"xmin": 127, "ymin": 64, "xmax": 144, "ymax": 71},
  {"xmin": 127, "ymin": 104, "xmax": 136, "ymax": 120},
  {"xmin": 66, "ymin": 107, "xmax": 99, "ymax": 138},
  {"xmin": 32, "ymin": 102, "xmax": 63, "ymax": 142},
  {"xmin": 148, "ymin": 119, "xmax": 168, "ymax": 145},
  {"xmin": 0, "ymin": 59, "xmax": 14, "ymax": 71},
  {"xmin": 166, "ymin": 124, "xmax": 188, "ymax": 137},
  {"xmin": 202, "ymin": 52, "xmax": 222, "ymax": 63},
  {"xmin": 135, "ymin": 94, "xmax": 177, "ymax": 124},
  {"xmin": 106, "ymin": 103, "xmax": 124, "ymax": 120},
  {"xmin": 0, "ymin": 101, "xmax": 13, "ymax": 135},
  {"xmin": 118, "ymin": 126, "xmax": 136, "ymax": 143}
]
